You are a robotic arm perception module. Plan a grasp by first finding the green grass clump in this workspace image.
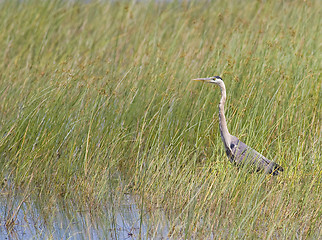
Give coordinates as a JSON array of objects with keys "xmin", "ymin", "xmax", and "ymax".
[{"xmin": 0, "ymin": 0, "xmax": 321, "ymax": 238}]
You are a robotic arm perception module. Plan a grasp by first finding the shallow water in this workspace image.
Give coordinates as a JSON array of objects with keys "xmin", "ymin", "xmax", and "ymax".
[{"xmin": 0, "ymin": 192, "xmax": 169, "ymax": 239}]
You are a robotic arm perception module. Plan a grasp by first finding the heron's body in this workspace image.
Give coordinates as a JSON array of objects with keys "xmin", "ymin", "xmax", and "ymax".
[
  {"xmin": 229, "ymin": 136, "xmax": 283, "ymax": 175},
  {"xmin": 193, "ymin": 76, "xmax": 283, "ymax": 176}
]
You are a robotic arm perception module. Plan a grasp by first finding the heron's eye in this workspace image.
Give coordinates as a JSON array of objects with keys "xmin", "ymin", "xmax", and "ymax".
[{"xmin": 230, "ymin": 143, "xmax": 235, "ymax": 149}]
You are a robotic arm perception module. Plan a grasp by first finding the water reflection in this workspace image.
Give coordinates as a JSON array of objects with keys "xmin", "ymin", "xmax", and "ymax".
[{"xmin": 0, "ymin": 191, "xmax": 169, "ymax": 239}]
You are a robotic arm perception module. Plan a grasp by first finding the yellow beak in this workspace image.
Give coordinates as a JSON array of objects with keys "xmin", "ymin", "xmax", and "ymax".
[{"xmin": 192, "ymin": 78, "xmax": 214, "ymax": 83}]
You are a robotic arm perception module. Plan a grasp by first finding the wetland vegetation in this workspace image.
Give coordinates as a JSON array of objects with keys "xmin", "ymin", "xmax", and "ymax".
[{"xmin": 0, "ymin": 0, "xmax": 321, "ymax": 239}]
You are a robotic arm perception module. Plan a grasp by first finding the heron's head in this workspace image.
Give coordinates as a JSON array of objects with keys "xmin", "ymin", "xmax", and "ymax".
[{"xmin": 192, "ymin": 76, "xmax": 223, "ymax": 84}]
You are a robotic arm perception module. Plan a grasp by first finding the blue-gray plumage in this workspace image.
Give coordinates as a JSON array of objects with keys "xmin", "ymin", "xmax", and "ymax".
[{"xmin": 193, "ymin": 76, "xmax": 283, "ymax": 176}]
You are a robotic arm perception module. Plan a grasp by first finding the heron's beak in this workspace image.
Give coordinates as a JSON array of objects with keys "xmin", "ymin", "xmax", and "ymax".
[{"xmin": 192, "ymin": 78, "xmax": 214, "ymax": 83}]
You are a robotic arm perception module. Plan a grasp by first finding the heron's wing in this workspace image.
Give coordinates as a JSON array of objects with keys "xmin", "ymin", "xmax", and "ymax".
[{"xmin": 229, "ymin": 136, "xmax": 283, "ymax": 175}]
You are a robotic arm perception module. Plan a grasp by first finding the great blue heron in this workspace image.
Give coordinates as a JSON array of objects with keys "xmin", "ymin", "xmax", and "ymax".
[{"xmin": 193, "ymin": 76, "xmax": 283, "ymax": 176}]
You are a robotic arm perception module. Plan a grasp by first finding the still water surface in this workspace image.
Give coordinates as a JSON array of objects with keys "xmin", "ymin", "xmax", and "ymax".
[{"xmin": 0, "ymin": 192, "xmax": 169, "ymax": 239}]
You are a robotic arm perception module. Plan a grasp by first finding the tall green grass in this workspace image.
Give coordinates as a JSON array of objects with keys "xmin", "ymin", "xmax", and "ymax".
[{"xmin": 0, "ymin": 0, "xmax": 321, "ymax": 238}]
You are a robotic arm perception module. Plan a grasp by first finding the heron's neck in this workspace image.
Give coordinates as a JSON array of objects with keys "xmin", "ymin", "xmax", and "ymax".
[{"xmin": 217, "ymin": 81, "xmax": 231, "ymax": 148}]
